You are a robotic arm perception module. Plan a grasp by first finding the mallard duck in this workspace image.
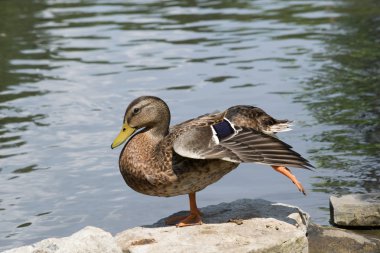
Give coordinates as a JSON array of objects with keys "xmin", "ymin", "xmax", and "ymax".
[{"xmin": 111, "ymin": 96, "xmax": 313, "ymax": 227}]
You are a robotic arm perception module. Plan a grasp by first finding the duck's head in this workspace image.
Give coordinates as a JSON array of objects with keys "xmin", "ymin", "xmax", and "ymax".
[{"xmin": 111, "ymin": 96, "xmax": 170, "ymax": 149}]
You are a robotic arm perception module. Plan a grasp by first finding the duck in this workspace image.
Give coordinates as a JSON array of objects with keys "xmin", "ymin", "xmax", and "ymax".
[{"xmin": 111, "ymin": 96, "xmax": 313, "ymax": 227}]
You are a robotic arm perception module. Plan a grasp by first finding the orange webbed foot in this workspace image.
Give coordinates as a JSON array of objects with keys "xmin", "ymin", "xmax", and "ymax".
[
  {"xmin": 166, "ymin": 192, "xmax": 204, "ymax": 227},
  {"xmin": 165, "ymin": 209, "xmax": 203, "ymax": 227},
  {"xmin": 272, "ymin": 165, "xmax": 306, "ymax": 195},
  {"xmin": 176, "ymin": 212, "xmax": 203, "ymax": 227},
  {"xmin": 165, "ymin": 215, "xmax": 188, "ymax": 225}
]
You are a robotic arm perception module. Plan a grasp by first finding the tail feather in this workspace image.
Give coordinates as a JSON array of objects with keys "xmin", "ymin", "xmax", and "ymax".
[{"xmin": 268, "ymin": 121, "xmax": 293, "ymax": 133}]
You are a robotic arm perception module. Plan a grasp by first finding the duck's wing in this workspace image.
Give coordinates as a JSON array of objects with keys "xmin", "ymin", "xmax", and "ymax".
[{"xmin": 172, "ymin": 106, "xmax": 314, "ymax": 170}]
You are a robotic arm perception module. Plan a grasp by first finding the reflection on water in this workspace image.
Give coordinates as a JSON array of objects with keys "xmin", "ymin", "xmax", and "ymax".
[
  {"xmin": 298, "ymin": 0, "xmax": 380, "ymax": 194},
  {"xmin": 0, "ymin": 0, "xmax": 378, "ymax": 250}
]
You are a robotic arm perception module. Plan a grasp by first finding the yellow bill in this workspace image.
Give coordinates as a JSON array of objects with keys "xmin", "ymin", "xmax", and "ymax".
[{"xmin": 111, "ymin": 123, "xmax": 136, "ymax": 149}]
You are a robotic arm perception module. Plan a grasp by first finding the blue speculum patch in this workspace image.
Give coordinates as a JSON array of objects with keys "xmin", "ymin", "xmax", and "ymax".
[{"xmin": 212, "ymin": 119, "xmax": 235, "ymax": 140}]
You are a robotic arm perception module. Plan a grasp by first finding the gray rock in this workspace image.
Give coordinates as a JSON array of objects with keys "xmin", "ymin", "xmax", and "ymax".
[
  {"xmin": 4, "ymin": 226, "xmax": 121, "ymax": 253},
  {"xmin": 116, "ymin": 199, "xmax": 309, "ymax": 253},
  {"xmin": 4, "ymin": 199, "xmax": 310, "ymax": 253},
  {"xmin": 330, "ymin": 193, "xmax": 380, "ymax": 227},
  {"xmin": 308, "ymin": 223, "xmax": 380, "ymax": 253}
]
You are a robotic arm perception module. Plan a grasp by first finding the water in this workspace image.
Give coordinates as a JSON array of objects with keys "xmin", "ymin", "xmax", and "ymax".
[{"xmin": 1, "ymin": 0, "xmax": 379, "ymax": 250}]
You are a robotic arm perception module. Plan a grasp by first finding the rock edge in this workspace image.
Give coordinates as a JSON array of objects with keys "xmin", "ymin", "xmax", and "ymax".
[{"xmin": 4, "ymin": 199, "xmax": 309, "ymax": 253}]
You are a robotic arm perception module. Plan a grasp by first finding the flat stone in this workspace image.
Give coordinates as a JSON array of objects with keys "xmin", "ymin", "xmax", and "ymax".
[
  {"xmin": 330, "ymin": 193, "xmax": 380, "ymax": 227},
  {"xmin": 116, "ymin": 199, "xmax": 309, "ymax": 253},
  {"xmin": 308, "ymin": 223, "xmax": 380, "ymax": 253},
  {"xmin": 4, "ymin": 226, "xmax": 121, "ymax": 253}
]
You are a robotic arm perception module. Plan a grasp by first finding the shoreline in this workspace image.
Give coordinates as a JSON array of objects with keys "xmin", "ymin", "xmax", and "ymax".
[{"xmin": 4, "ymin": 196, "xmax": 380, "ymax": 253}]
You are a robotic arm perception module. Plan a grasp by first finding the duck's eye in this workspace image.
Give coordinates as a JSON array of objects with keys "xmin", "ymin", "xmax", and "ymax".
[{"xmin": 133, "ymin": 107, "xmax": 140, "ymax": 114}]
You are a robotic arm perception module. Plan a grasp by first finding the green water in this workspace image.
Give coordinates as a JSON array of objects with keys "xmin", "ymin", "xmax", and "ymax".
[
  {"xmin": 301, "ymin": 0, "xmax": 380, "ymax": 194},
  {"xmin": 0, "ymin": 0, "xmax": 379, "ymax": 250}
]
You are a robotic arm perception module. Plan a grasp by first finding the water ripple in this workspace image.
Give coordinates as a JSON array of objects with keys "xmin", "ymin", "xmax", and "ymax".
[{"xmin": 1, "ymin": 0, "xmax": 377, "ymax": 250}]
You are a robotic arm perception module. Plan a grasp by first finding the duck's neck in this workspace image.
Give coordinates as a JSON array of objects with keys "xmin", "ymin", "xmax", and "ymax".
[
  {"xmin": 149, "ymin": 122, "xmax": 169, "ymax": 138},
  {"xmin": 143, "ymin": 126, "xmax": 168, "ymax": 143},
  {"xmin": 148, "ymin": 101, "xmax": 171, "ymax": 138}
]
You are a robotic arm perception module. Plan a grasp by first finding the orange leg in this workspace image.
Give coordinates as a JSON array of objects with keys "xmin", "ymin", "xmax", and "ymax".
[
  {"xmin": 271, "ymin": 166, "xmax": 306, "ymax": 195},
  {"xmin": 165, "ymin": 192, "xmax": 203, "ymax": 227}
]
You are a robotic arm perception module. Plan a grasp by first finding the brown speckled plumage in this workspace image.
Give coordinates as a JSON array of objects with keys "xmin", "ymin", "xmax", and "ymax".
[
  {"xmin": 118, "ymin": 112, "xmax": 237, "ymax": 197},
  {"xmin": 112, "ymin": 96, "xmax": 313, "ymax": 201}
]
